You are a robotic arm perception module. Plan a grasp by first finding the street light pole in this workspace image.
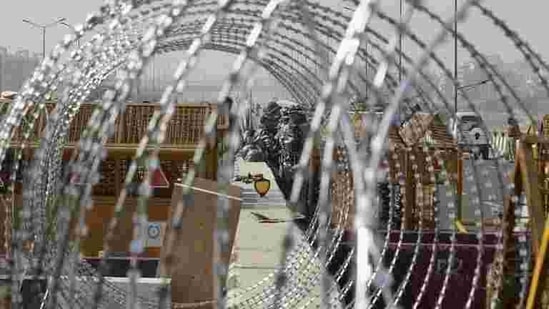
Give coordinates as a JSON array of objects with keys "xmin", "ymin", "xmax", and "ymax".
[
  {"xmin": 454, "ymin": 0, "xmax": 458, "ymax": 113},
  {"xmin": 399, "ymin": 0, "xmax": 403, "ymax": 83},
  {"xmin": 454, "ymin": 0, "xmax": 461, "ymax": 223},
  {"xmin": 42, "ymin": 27, "xmax": 46, "ymax": 61},
  {"xmin": 22, "ymin": 17, "xmax": 66, "ymax": 60},
  {"xmin": 399, "ymin": 0, "xmax": 404, "ymax": 120},
  {"xmin": 457, "ymin": 79, "xmax": 489, "ymax": 92},
  {"xmin": 60, "ymin": 21, "xmax": 80, "ymax": 47},
  {"xmin": 405, "ymin": 79, "xmax": 488, "ymax": 115}
]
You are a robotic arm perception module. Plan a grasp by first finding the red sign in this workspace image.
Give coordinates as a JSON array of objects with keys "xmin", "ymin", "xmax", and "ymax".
[
  {"xmin": 149, "ymin": 166, "xmax": 170, "ymax": 188},
  {"xmin": 131, "ymin": 163, "xmax": 170, "ymax": 189}
]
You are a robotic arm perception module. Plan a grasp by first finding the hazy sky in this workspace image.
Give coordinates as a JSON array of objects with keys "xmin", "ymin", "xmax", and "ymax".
[
  {"xmin": 0, "ymin": 0, "xmax": 547, "ymax": 61},
  {"xmin": 0, "ymin": 0, "xmax": 547, "ymax": 101}
]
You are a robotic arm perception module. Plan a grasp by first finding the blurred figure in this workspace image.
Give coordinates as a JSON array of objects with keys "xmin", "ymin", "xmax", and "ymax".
[
  {"xmin": 223, "ymin": 96, "xmax": 234, "ymax": 126},
  {"xmin": 507, "ymin": 116, "xmax": 521, "ymax": 139}
]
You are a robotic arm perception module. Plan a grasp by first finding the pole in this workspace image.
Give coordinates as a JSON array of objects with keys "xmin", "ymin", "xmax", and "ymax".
[
  {"xmin": 398, "ymin": 0, "xmax": 403, "ymax": 120},
  {"xmin": 152, "ymin": 60, "xmax": 156, "ymax": 100},
  {"xmin": 23, "ymin": 18, "xmax": 66, "ymax": 61},
  {"xmin": 399, "ymin": 0, "xmax": 403, "ymax": 83},
  {"xmin": 454, "ymin": 0, "xmax": 458, "ymax": 113},
  {"xmin": 453, "ymin": 0, "xmax": 464, "ymax": 225},
  {"xmin": 60, "ymin": 22, "xmax": 79, "ymax": 47},
  {"xmin": 526, "ymin": 214, "xmax": 549, "ymax": 308},
  {"xmin": 42, "ymin": 27, "xmax": 46, "ymax": 60},
  {"xmin": 365, "ymin": 40, "xmax": 368, "ymax": 101},
  {"xmin": 0, "ymin": 53, "xmax": 3, "ymax": 92}
]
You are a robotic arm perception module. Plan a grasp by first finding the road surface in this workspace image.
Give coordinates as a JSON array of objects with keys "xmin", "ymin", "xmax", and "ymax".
[{"xmin": 437, "ymin": 158, "xmax": 516, "ymax": 230}]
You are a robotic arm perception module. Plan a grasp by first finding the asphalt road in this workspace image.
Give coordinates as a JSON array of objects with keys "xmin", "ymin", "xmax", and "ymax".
[{"xmin": 437, "ymin": 158, "xmax": 516, "ymax": 230}]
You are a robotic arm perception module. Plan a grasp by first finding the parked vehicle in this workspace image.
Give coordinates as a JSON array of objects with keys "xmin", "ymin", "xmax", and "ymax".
[{"xmin": 450, "ymin": 111, "xmax": 490, "ymax": 159}]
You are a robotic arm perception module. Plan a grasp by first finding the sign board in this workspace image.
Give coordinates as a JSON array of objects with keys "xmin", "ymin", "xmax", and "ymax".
[
  {"xmin": 135, "ymin": 165, "xmax": 170, "ymax": 189},
  {"xmin": 150, "ymin": 167, "xmax": 170, "ymax": 188},
  {"xmin": 145, "ymin": 221, "xmax": 166, "ymax": 248}
]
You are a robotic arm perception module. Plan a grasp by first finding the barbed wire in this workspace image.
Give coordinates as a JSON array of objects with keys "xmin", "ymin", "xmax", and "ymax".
[{"xmin": 0, "ymin": 0, "xmax": 547, "ymax": 308}]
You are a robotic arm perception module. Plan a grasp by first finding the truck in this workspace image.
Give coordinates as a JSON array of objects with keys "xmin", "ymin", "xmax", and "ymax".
[{"xmin": 450, "ymin": 111, "xmax": 490, "ymax": 160}]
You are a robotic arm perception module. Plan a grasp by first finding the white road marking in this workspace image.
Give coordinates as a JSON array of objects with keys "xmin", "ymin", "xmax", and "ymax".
[{"xmin": 482, "ymin": 201, "xmax": 503, "ymax": 209}]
